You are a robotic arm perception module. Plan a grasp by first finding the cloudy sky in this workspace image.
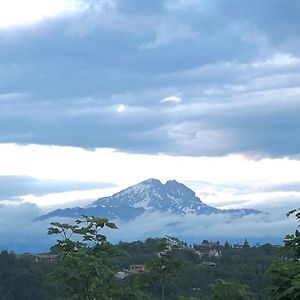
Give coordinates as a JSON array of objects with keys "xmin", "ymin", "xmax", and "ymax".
[{"xmin": 0, "ymin": 0, "xmax": 300, "ymax": 249}]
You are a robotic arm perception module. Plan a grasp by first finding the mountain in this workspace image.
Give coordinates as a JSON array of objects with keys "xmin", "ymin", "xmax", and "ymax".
[{"xmin": 38, "ymin": 179, "xmax": 262, "ymax": 221}]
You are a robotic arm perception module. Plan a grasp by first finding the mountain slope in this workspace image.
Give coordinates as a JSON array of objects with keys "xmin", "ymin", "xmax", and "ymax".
[{"xmin": 38, "ymin": 179, "xmax": 262, "ymax": 221}]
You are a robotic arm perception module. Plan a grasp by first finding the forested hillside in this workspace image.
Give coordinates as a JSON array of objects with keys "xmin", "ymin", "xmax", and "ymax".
[
  {"xmin": 2, "ymin": 208, "xmax": 299, "ymax": 300},
  {"xmin": 0, "ymin": 239, "xmax": 280, "ymax": 299}
]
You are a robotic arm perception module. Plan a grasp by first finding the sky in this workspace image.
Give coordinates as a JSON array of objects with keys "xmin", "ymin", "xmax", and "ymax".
[{"xmin": 0, "ymin": 0, "xmax": 300, "ymax": 250}]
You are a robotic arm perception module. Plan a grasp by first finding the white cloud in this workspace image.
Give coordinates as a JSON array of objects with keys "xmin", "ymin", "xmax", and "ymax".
[
  {"xmin": 0, "ymin": 0, "xmax": 87, "ymax": 28},
  {"xmin": 20, "ymin": 187, "xmax": 118, "ymax": 210},
  {"xmin": 116, "ymin": 104, "xmax": 126, "ymax": 113},
  {"xmin": 252, "ymin": 53, "xmax": 300, "ymax": 68},
  {"xmin": 107, "ymin": 211, "xmax": 298, "ymax": 244},
  {"xmin": 161, "ymin": 95, "xmax": 182, "ymax": 103},
  {"xmin": 197, "ymin": 188, "xmax": 300, "ymax": 213},
  {"xmin": 0, "ymin": 144, "xmax": 300, "ymax": 212},
  {"xmin": 0, "ymin": 93, "xmax": 28, "ymax": 101}
]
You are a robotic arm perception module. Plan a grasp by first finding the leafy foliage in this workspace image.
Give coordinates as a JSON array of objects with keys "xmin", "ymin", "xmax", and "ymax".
[
  {"xmin": 267, "ymin": 208, "xmax": 300, "ymax": 299},
  {"xmin": 0, "ymin": 250, "xmax": 60, "ymax": 300},
  {"xmin": 284, "ymin": 209, "xmax": 300, "ymax": 260},
  {"xmin": 267, "ymin": 260, "xmax": 300, "ymax": 299},
  {"xmin": 211, "ymin": 279, "xmax": 253, "ymax": 300},
  {"xmin": 47, "ymin": 216, "xmax": 118, "ymax": 300},
  {"xmin": 144, "ymin": 237, "xmax": 183, "ymax": 300}
]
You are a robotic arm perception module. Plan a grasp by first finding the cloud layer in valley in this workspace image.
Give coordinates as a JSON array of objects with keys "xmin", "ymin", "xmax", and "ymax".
[
  {"xmin": 0, "ymin": 202, "xmax": 297, "ymax": 252},
  {"xmin": 56, "ymin": 211, "xmax": 299, "ymax": 247},
  {"xmin": 0, "ymin": 203, "xmax": 55, "ymax": 252}
]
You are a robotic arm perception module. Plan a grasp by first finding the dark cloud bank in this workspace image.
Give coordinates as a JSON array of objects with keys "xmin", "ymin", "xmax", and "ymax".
[
  {"xmin": 0, "ymin": 0, "xmax": 299, "ymax": 156},
  {"xmin": 0, "ymin": 175, "xmax": 114, "ymax": 199}
]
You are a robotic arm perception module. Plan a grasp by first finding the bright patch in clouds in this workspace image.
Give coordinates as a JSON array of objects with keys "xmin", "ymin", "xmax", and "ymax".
[
  {"xmin": 116, "ymin": 104, "xmax": 126, "ymax": 113},
  {"xmin": 161, "ymin": 95, "xmax": 182, "ymax": 103},
  {"xmin": 20, "ymin": 187, "xmax": 117, "ymax": 210},
  {"xmin": 252, "ymin": 53, "xmax": 300, "ymax": 68},
  {"xmin": 0, "ymin": 0, "xmax": 85, "ymax": 28}
]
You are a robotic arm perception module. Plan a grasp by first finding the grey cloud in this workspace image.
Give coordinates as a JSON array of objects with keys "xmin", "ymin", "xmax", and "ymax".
[
  {"xmin": 140, "ymin": 22, "xmax": 197, "ymax": 49},
  {"xmin": 0, "ymin": 203, "xmax": 54, "ymax": 252},
  {"xmin": 0, "ymin": 1, "xmax": 299, "ymax": 156},
  {"xmin": 218, "ymin": 0, "xmax": 300, "ymax": 47},
  {"xmin": 0, "ymin": 176, "xmax": 114, "ymax": 199},
  {"xmin": 167, "ymin": 0, "xmax": 300, "ymax": 53},
  {"xmin": 117, "ymin": 0, "xmax": 165, "ymax": 15},
  {"xmin": 0, "ymin": 101, "xmax": 171, "ymax": 152}
]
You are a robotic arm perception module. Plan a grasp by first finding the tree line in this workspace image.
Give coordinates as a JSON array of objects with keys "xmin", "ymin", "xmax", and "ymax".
[{"xmin": 0, "ymin": 209, "xmax": 299, "ymax": 299}]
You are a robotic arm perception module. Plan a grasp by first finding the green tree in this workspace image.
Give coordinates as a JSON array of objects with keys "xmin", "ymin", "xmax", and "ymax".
[
  {"xmin": 267, "ymin": 208, "xmax": 300, "ymax": 299},
  {"xmin": 211, "ymin": 280, "xmax": 253, "ymax": 300},
  {"xmin": 267, "ymin": 260, "xmax": 300, "ymax": 299},
  {"xmin": 283, "ymin": 209, "xmax": 300, "ymax": 260},
  {"xmin": 144, "ymin": 236, "xmax": 182, "ymax": 300},
  {"xmin": 47, "ymin": 215, "xmax": 118, "ymax": 300}
]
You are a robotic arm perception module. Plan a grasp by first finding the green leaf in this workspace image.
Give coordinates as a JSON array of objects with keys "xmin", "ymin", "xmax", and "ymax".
[
  {"xmin": 106, "ymin": 222, "xmax": 118, "ymax": 229},
  {"xmin": 47, "ymin": 227, "xmax": 60, "ymax": 235},
  {"xmin": 95, "ymin": 234, "xmax": 107, "ymax": 241}
]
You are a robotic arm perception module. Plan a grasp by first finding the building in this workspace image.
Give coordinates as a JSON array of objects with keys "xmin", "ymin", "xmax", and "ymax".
[
  {"xmin": 208, "ymin": 249, "xmax": 221, "ymax": 257},
  {"xmin": 195, "ymin": 248, "xmax": 222, "ymax": 258},
  {"xmin": 33, "ymin": 253, "xmax": 57, "ymax": 262},
  {"xmin": 128, "ymin": 264, "xmax": 145, "ymax": 273}
]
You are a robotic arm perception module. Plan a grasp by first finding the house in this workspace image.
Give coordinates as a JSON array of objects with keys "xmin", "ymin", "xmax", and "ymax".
[
  {"xmin": 208, "ymin": 249, "xmax": 221, "ymax": 257},
  {"xmin": 195, "ymin": 248, "xmax": 222, "ymax": 258},
  {"xmin": 199, "ymin": 240, "xmax": 222, "ymax": 249},
  {"xmin": 33, "ymin": 253, "xmax": 57, "ymax": 262},
  {"xmin": 128, "ymin": 264, "xmax": 145, "ymax": 273}
]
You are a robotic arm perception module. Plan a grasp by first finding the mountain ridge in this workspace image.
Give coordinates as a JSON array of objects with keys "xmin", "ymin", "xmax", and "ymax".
[{"xmin": 37, "ymin": 178, "xmax": 263, "ymax": 221}]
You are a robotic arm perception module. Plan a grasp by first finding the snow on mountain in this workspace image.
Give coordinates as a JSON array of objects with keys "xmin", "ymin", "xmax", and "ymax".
[
  {"xmin": 37, "ymin": 179, "xmax": 262, "ymax": 221},
  {"xmin": 91, "ymin": 178, "xmax": 218, "ymax": 214}
]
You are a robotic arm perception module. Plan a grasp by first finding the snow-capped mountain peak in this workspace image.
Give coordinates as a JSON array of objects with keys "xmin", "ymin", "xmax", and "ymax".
[
  {"xmin": 38, "ymin": 179, "xmax": 263, "ymax": 221},
  {"xmin": 91, "ymin": 178, "xmax": 209, "ymax": 213}
]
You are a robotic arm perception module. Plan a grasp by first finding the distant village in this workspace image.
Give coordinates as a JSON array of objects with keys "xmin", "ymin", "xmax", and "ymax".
[{"xmin": 28, "ymin": 238, "xmax": 256, "ymax": 283}]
